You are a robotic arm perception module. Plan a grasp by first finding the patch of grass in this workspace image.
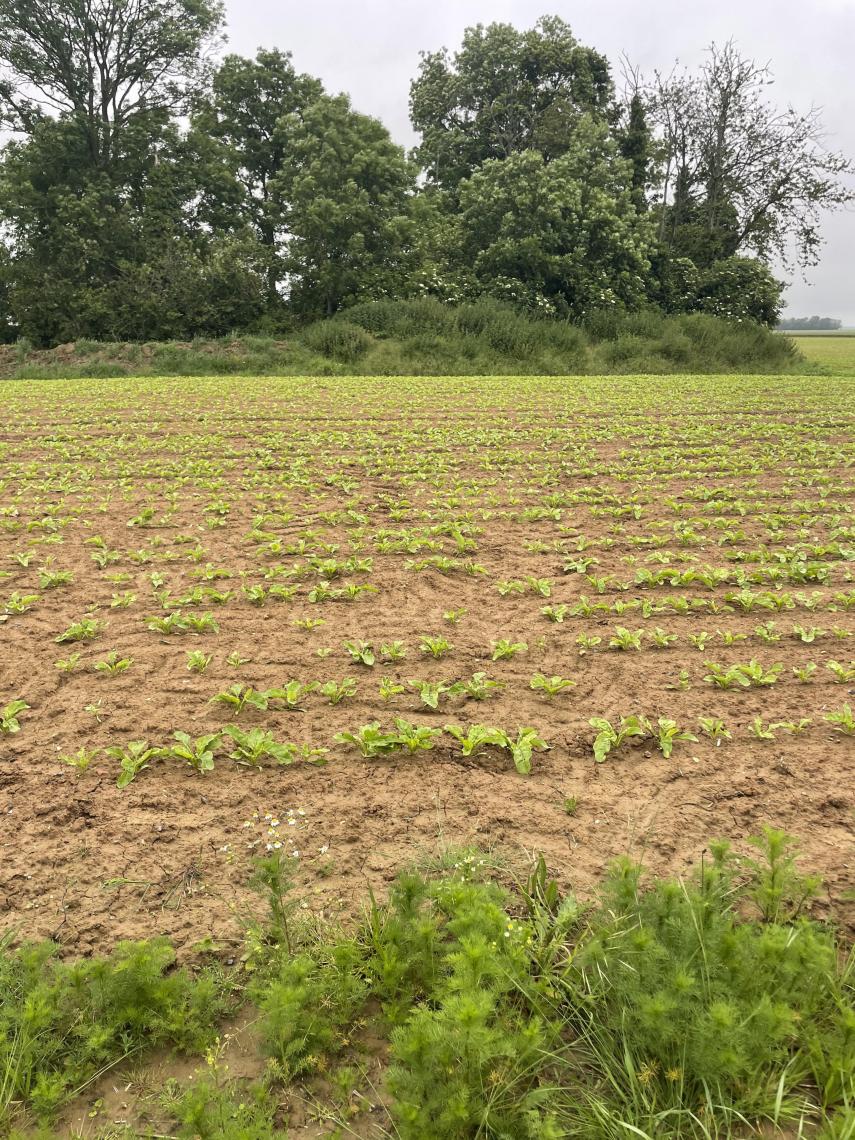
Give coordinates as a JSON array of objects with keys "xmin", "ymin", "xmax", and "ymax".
[
  {"xmin": 2, "ymin": 832, "xmax": 852, "ymax": 1138},
  {"xmin": 0, "ymin": 300, "xmax": 803, "ymax": 379}
]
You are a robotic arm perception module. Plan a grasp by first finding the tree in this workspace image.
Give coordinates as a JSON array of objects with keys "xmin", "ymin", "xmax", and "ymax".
[
  {"xmin": 274, "ymin": 94, "xmax": 416, "ymax": 318},
  {"xmin": 651, "ymin": 42, "xmax": 853, "ymax": 269},
  {"xmin": 191, "ymin": 49, "xmax": 323, "ymax": 302},
  {"xmin": 456, "ymin": 117, "xmax": 654, "ymax": 317},
  {"xmin": 410, "ymin": 16, "xmax": 613, "ymax": 191},
  {"xmin": 0, "ymin": 0, "xmax": 224, "ymax": 164}
]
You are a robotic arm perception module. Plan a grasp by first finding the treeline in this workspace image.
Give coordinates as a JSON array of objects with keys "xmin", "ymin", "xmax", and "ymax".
[
  {"xmin": 778, "ymin": 316, "xmax": 843, "ymax": 330},
  {"xmin": 0, "ymin": 4, "xmax": 851, "ymax": 347}
]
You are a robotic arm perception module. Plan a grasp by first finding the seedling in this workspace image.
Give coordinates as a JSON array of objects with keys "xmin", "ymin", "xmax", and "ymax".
[
  {"xmin": 647, "ymin": 627, "xmax": 678, "ymax": 649},
  {"xmin": 792, "ymin": 662, "xmax": 816, "ymax": 682},
  {"xmin": 575, "ymin": 633, "xmax": 601, "ymax": 653},
  {"xmin": 748, "ymin": 717, "xmax": 777, "ymax": 741},
  {"xmin": 407, "ymin": 678, "xmax": 452, "ymax": 710},
  {"xmin": 380, "ymin": 640, "xmax": 407, "ymax": 662},
  {"xmin": 265, "ymin": 681, "xmax": 318, "ymax": 710},
  {"xmin": 56, "ymin": 618, "xmax": 101, "ymax": 643},
  {"xmin": 210, "ymin": 685, "xmax": 269, "ymax": 716},
  {"xmin": 792, "ymin": 625, "xmax": 825, "ymax": 644},
  {"xmin": 390, "ymin": 718, "xmax": 442, "ymax": 753},
  {"xmin": 223, "ymin": 725, "xmax": 311, "ymax": 766},
  {"xmin": 530, "ymin": 673, "xmax": 576, "ymax": 699},
  {"xmin": 227, "ymin": 650, "xmax": 250, "ymax": 668},
  {"xmin": 825, "ymin": 704, "xmax": 855, "ymax": 735},
  {"xmin": 698, "ymin": 717, "xmax": 732, "ymax": 744},
  {"xmin": 609, "ymin": 626, "xmax": 643, "ymax": 651},
  {"xmin": 491, "ymin": 639, "xmax": 527, "ymax": 661},
  {"xmin": 826, "ymin": 660, "xmax": 855, "ymax": 683},
  {"xmin": 344, "ymin": 639, "xmax": 375, "ymax": 667},
  {"xmin": 0, "ymin": 699, "xmax": 29, "ymax": 734},
  {"xmin": 454, "ymin": 672, "xmax": 502, "ymax": 701},
  {"xmin": 443, "ymin": 607, "xmax": 466, "ymax": 624},
  {"xmin": 187, "ymin": 650, "xmax": 213, "ymax": 673},
  {"xmin": 772, "ymin": 719, "xmax": 812, "ymax": 735},
  {"xmin": 444, "ymin": 723, "xmax": 507, "ymax": 756},
  {"xmin": 589, "ymin": 715, "xmax": 650, "ymax": 763},
  {"xmin": 320, "ymin": 678, "xmax": 358, "ymax": 705},
  {"xmin": 293, "ymin": 616, "xmax": 325, "ymax": 630},
  {"xmin": 419, "ymin": 634, "xmax": 453, "ymax": 659},
  {"xmin": 541, "ymin": 604, "xmax": 569, "ymax": 623},
  {"xmin": 334, "ymin": 722, "xmax": 400, "ymax": 758},
  {"xmin": 94, "ymin": 651, "xmax": 133, "ymax": 675},
  {"xmin": 169, "ymin": 731, "xmax": 221, "ymax": 773},
  {"xmin": 106, "ymin": 740, "xmax": 165, "ymax": 788},
  {"xmin": 379, "ymin": 676, "xmax": 406, "ymax": 701},
  {"xmin": 654, "ymin": 718, "xmax": 698, "ymax": 758},
  {"xmin": 54, "ymin": 653, "xmax": 82, "ymax": 673},
  {"xmin": 59, "ymin": 747, "xmax": 99, "ymax": 775}
]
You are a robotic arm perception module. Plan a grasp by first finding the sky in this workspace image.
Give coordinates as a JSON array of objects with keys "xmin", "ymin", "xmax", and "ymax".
[{"xmin": 223, "ymin": 0, "xmax": 855, "ymax": 324}]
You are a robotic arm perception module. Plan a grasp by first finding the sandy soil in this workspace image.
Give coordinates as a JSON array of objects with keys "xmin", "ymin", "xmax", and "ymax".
[{"xmin": 0, "ymin": 374, "xmax": 853, "ymax": 957}]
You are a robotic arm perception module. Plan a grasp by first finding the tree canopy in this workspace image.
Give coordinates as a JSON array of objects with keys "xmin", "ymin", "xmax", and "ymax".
[{"xmin": 0, "ymin": 8, "xmax": 850, "ymax": 344}]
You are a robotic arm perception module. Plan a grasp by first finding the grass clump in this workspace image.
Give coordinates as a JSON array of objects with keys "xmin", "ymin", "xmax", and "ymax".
[{"xmin": 0, "ymin": 299, "xmax": 802, "ymax": 379}]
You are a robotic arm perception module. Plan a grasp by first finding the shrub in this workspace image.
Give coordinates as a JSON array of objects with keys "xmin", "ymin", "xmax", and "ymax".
[{"xmin": 300, "ymin": 319, "xmax": 373, "ymax": 362}]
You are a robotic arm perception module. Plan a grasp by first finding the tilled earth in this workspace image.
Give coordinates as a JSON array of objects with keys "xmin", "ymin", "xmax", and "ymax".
[{"xmin": 1, "ymin": 374, "xmax": 853, "ymax": 955}]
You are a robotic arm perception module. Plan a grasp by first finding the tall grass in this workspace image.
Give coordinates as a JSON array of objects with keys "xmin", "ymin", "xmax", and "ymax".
[{"xmin": 0, "ymin": 299, "xmax": 801, "ymax": 379}]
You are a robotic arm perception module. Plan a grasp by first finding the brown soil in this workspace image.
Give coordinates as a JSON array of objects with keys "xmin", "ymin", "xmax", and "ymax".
[{"xmin": 1, "ymin": 374, "xmax": 853, "ymax": 960}]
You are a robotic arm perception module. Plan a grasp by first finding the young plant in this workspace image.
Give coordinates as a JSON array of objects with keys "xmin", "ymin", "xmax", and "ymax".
[
  {"xmin": 56, "ymin": 617, "xmax": 100, "ymax": 643},
  {"xmin": 444, "ymin": 723, "xmax": 507, "ymax": 756},
  {"xmin": 654, "ymin": 718, "xmax": 698, "ymax": 758},
  {"xmin": 589, "ymin": 715, "xmax": 650, "ymax": 763},
  {"xmin": 507, "ymin": 727, "xmax": 549, "ymax": 775},
  {"xmin": 443, "ymin": 607, "xmax": 466, "ymax": 624},
  {"xmin": 169, "ymin": 731, "xmax": 221, "ymax": 773},
  {"xmin": 380, "ymin": 640, "xmax": 407, "ymax": 662},
  {"xmin": 491, "ymin": 638, "xmax": 527, "ymax": 661},
  {"xmin": 93, "ymin": 651, "xmax": 134, "ymax": 675},
  {"xmin": 320, "ymin": 678, "xmax": 358, "ymax": 705},
  {"xmin": 748, "ymin": 717, "xmax": 777, "ymax": 741},
  {"xmin": 210, "ymin": 684, "xmax": 269, "ymax": 716},
  {"xmin": 826, "ymin": 660, "xmax": 855, "ymax": 683},
  {"xmin": 334, "ymin": 722, "xmax": 401, "ymax": 758},
  {"xmin": 391, "ymin": 718, "xmax": 443, "ymax": 753},
  {"xmin": 0, "ymin": 699, "xmax": 29, "ymax": 734},
  {"xmin": 792, "ymin": 662, "xmax": 817, "ymax": 682},
  {"xmin": 418, "ymin": 634, "xmax": 453, "ymax": 659},
  {"xmin": 343, "ymin": 639, "xmax": 375, "ymax": 667},
  {"xmin": 406, "ymin": 678, "xmax": 452, "ymax": 710},
  {"xmin": 379, "ymin": 676, "xmax": 406, "ymax": 702},
  {"xmin": 454, "ymin": 672, "xmax": 502, "ymax": 701},
  {"xmin": 223, "ymin": 725, "xmax": 318, "ymax": 766},
  {"xmin": 105, "ymin": 740, "xmax": 165, "ymax": 788},
  {"xmin": 529, "ymin": 673, "xmax": 576, "ymax": 699},
  {"xmin": 54, "ymin": 653, "xmax": 82, "ymax": 673},
  {"xmin": 59, "ymin": 747, "xmax": 99, "ymax": 776},
  {"xmin": 698, "ymin": 717, "xmax": 732, "ymax": 745},
  {"xmin": 609, "ymin": 626, "xmax": 643, "ymax": 651},
  {"xmin": 825, "ymin": 704, "xmax": 855, "ymax": 735},
  {"xmin": 575, "ymin": 633, "xmax": 602, "ymax": 653},
  {"xmin": 187, "ymin": 650, "xmax": 213, "ymax": 673},
  {"xmin": 541, "ymin": 604, "xmax": 569, "ymax": 623},
  {"xmin": 265, "ymin": 681, "xmax": 318, "ymax": 710}
]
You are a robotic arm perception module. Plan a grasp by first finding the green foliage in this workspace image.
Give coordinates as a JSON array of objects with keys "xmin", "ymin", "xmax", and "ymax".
[{"xmin": 0, "ymin": 938, "xmax": 227, "ymax": 1122}]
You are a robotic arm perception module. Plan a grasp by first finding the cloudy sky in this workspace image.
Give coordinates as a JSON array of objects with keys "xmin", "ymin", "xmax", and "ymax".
[{"xmin": 223, "ymin": 0, "xmax": 855, "ymax": 323}]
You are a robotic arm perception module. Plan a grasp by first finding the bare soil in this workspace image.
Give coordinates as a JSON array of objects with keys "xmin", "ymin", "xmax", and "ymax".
[{"xmin": 0, "ymin": 375, "xmax": 853, "ymax": 958}]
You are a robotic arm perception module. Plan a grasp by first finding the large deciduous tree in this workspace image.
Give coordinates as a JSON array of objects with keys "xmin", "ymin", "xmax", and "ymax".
[
  {"xmin": 410, "ymin": 16, "xmax": 613, "ymax": 191},
  {"xmin": 457, "ymin": 117, "xmax": 654, "ymax": 317},
  {"xmin": 190, "ymin": 49, "xmax": 324, "ymax": 303},
  {"xmin": 274, "ymin": 94, "xmax": 416, "ymax": 318},
  {"xmin": 652, "ymin": 41, "xmax": 853, "ymax": 269},
  {"xmin": 0, "ymin": 0, "xmax": 224, "ymax": 163}
]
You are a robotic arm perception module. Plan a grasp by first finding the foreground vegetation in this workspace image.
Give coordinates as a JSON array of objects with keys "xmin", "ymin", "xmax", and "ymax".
[
  {"xmin": 0, "ymin": 301, "xmax": 800, "ymax": 379},
  {"xmin": 2, "ymin": 833, "xmax": 853, "ymax": 1139}
]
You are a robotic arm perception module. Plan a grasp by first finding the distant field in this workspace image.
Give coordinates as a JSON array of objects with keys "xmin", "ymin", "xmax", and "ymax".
[{"xmin": 790, "ymin": 332, "xmax": 855, "ymax": 372}]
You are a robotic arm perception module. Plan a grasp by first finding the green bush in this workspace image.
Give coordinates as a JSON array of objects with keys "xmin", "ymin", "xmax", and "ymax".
[{"xmin": 300, "ymin": 319, "xmax": 373, "ymax": 362}]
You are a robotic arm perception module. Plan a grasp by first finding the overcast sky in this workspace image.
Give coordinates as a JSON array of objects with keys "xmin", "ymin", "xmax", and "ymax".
[{"xmin": 223, "ymin": 0, "xmax": 855, "ymax": 323}]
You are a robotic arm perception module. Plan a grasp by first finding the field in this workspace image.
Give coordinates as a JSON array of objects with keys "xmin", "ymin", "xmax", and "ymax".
[
  {"xmin": 790, "ymin": 333, "xmax": 855, "ymax": 373},
  {"xmin": 1, "ymin": 372, "xmax": 854, "ymax": 1137}
]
